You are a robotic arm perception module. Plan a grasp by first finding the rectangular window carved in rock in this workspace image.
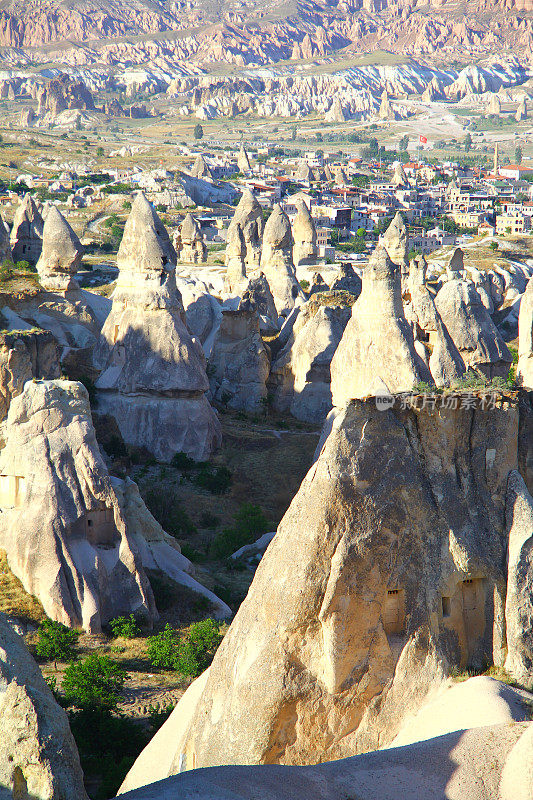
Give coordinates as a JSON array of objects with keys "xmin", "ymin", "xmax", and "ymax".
[{"xmin": 383, "ymin": 588, "xmax": 406, "ymax": 635}]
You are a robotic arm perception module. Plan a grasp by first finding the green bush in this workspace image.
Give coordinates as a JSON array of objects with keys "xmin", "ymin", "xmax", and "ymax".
[
  {"xmin": 147, "ymin": 623, "xmax": 179, "ymax": 669},
  {"xmin": 109, "ymin": 614, "xmax": 140, "ymax": 639},
  {"xmin": 193, "ymin": 465, "xmax": 232, "ymax": 494},
  {"xmin": 104, "ymin": 434, "xmax": 128, "ymax": 459},
  {"xmin": 15, "ymin": 260, "xmax": 36, "ymax": 272},
  {"xmin": 144, "ymin": 487, "xmax": 197, "ymax": 537},
  {"xmin": 174, "ymin": 619, "xmax": 222, "ymax": 677},
  {"xmin": 63, "ymin": 654, "xmax": 126, "ymax": 713},
  {"xmin": 171, "ymin": 451, "xmax": 196, "ymax": 470},
  {"xmin": 211, "ymin": 503, "xmax": 269, "ymax": 559},
  {"xmin": 69, "ymin": 710, "xmax": 149, "ymax": 799},
  {"xmin": 36, "ymin": 619, "xmax": 78, "ymax": 667}
]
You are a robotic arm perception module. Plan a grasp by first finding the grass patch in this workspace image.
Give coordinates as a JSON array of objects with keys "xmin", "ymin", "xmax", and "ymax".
[{"xmin": 0, "ymin": 550, "xmax": 46, "ymax": 624}]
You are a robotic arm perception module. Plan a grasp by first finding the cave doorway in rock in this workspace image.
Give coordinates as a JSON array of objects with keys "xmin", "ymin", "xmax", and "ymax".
[
  {"xmin": 383, "ymin": 588, "xmax": 405, "ymax": 635},
  {"xmin": 462, "ymin": 578, "xmax": 485, "ymax": 655}
]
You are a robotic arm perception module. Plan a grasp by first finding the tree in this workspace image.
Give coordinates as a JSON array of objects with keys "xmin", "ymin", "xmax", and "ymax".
[
  {"xmin": 399, "ymin": 134, "xmax": 409, "ymax": 151},
  {"xmin": 315, "ymin": 132, "xmax": 323, "ymax": 142},
  {"xmin": 356, "ymin": 227, "xmax": 366, "ymax": 238},
  {"xmin": 148, "ymin": 623, "xmax": 179, "ymax": 669},
  {"xmin": 291, "ymin": 125, "xmax": 297, "ymax": 141},
  {"xmin": 515, "ymin": 144, "xmax": 523, "ymax": 164},
  {"xmin": 36, "ymin": 619, "xmax": 78, "ymax": 668},
  {"xmin": 96, "ymin": 146, "xmax": 104, "ymax": 157},
  {"xmin": 62, "ymin": 654, "xmax": 126, "ymax": 713},
  {"xmin": 173, "ymin": 619, "xmax": 222, "ymax": 677},
  {"xmin": 193, "ymin": 124, "xmax": 204, "ymax": 140},
  {"xmin": 464, "ymin": 133, "xmax": 472, "ymax": 152},
  {"xmin": 109, "ymin": 614, "xmax": 140, "ymax": 639}
]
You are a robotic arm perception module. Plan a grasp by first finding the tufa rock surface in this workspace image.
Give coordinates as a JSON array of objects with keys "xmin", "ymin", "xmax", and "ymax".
[
  {"xmin": 292, "ymin": 198, "xmax": 318, "ymax": 267},
  {"xmin": 94, "ymin": 194, "xmax": 221, "ymax": 462},
  {"xmin": 35, "ymin": 207, "xmax": 83, "ymax": 292},
  {"xmin": 209, "ymin": 308, "xmax": 270, "ymax": 412},
  {"xmin": 518, "ymin": 276, "xmax": 533, "ymax": 389},
  {"xmin": 260, "ymin": 204, "xmax": 304, "ymax": 316},
  {"xmin": 10, "ymin": 193, "xmax": 44, "ymax": 265},
  {"xmin": 434, "ymin": 279, "xmax": 512, "ymax": 379},
  {"xmin": 0, "ymin": 380, "xmax": 157, "ymax": 632},
  {"xmin": 0, "ymin": 613, "xmax": 88, "ymax": 800},
  {"xmin": 120, "ymin": 393, "xmax": 533, "ymax": 778},
  {"xmin": 331, "ymin": 246, "xmax": 433, "ymax": 405}
]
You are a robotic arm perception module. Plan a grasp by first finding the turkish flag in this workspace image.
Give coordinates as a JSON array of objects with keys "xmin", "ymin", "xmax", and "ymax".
[{"xmin": 419, "ymin": 135, "xmax": 427, "ymax": 144}]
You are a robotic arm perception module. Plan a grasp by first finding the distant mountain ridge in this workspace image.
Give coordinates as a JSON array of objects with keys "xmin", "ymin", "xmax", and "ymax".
[{"xmin": 3, "ymin": 0, "xmax": 533, "ymax": 67}]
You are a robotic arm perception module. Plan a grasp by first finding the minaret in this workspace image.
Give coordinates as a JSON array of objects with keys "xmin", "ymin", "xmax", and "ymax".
[{"xmin": 494, "ymin": 143, "xmax": 499, "ymax": 177}]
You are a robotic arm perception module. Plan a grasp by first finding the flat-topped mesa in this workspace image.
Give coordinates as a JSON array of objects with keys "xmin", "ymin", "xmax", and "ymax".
[
  {"xmin": 517, "ymin": 275, "xmax": 533, "ymax": 389},
  {"xmin": 209, "ymin": 308, "xmax": 270, "ymax": 413},
  {"xmin": 113, "ymin": 192, "xmax": 178, "ymax": 308},
  {"xmin": 407, "ymin": 255, "xmax": 466, "ymax": 388},
  {"xmin": 260, "ymin": 203, "xmax": 304, "ymax": 316},
  {"xmin": 237, "ymin": 143, "xmax": 251, "ymax": 173},
  {"xmin": 176, "ymin": 213, "xmax": 207, "ymax": 265},
  {"xmin": 10, "ymin": 193, "xmax": 43, "ymax": 264},
  {"xmin": 224, "ymin": 222, "xmax": 247, "ymax": 295},
  {"xmin": 434, "ymin": 279, "xmax": 512, "ymax": 379},
  {"xmin": 94, "ymin": 195, "xmax": 221, "ymax": 462},
  {"xmin": 331, "ymin": 245, "xmax": 433, "ymax": 405},
  {"xmin": 227, "ymin": 188, "xmax": 264, "ymax": 269},
  {"xmin": 381, "ymin": 211, "xmax": 409, "ymax": 284},
  {"xmin": 292, "ymin": 198, "xmax": 318, "ymax": 267},
  {"xmin": 0, "ymin": 380, "xmax": 157, "ymax": 633},
  {"xmin": 35, "ymin": 207, "xmax": 83, "ymax": 292}
]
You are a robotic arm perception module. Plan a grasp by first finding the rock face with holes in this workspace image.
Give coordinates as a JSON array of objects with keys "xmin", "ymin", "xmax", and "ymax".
[
  {"xmin": 10, "ymin": 193, "xmax": 44, "ymax": 265},
  {"xmin": 93, "ymin": 194, "xmax": 221, "ymax": 462},
  {"xmin": 0, "ymin": 379, "xmax": 157, "ymax": 632},
  {"xmin": 0, "ymin": 329, "xmax": 60, "ymax": 421},
  {"xmin": 120, "ymin": 392, "xmax": 533, "ymax": 779},
  {"xmin": 35, "ymin": 207, "xmax": 83, "ymax": 292},
  {"xmin": 209, "ymin": 308, "xmax": 270, "ymax": 412},
  {"xmin": 260, "ymin": 204, "xmax": 304, "ymax": 316},
  {"xmin": 518, "ymin": 276, "xmax": 533, "ymax": 390},
  {"xmin": 330, "ymin": 246, "xmax": 432, "ymax": 406},
  {"xmin": 0, "ymin": 613, "xmax": 88, "ymax": 800},
  {"xmin": 434, "ymin": 279, "xmax": 512, "ymax": 379}
]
